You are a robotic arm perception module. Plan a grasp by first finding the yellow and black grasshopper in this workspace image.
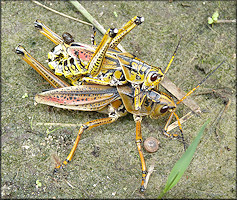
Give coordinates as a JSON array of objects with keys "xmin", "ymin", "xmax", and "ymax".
[
  {"xmin": 15, "ymin": 43, "xmax": 223, "ymax": 192},
  {"xmin": 33, "ymin": 16, "xmax": 181, "ymax": 110}
]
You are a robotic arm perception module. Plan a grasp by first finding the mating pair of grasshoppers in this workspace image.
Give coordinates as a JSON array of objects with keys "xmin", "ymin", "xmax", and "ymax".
[
  {"xmin": 16, "ymin": 16, "xmax": 223, "ymax": 192},
  {"xmin": 34, "ymin": 16, "xmax": 172, "ymax": 111}
]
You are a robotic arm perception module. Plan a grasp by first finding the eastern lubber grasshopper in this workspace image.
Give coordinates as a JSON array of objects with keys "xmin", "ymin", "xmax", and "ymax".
[
  {"xmin": 33, "ymin": 16, "xmax": 180, "ymax": 111},
  {"xmin": 15, "ymin": 42, "xmax": 223, "ymax": 192}
]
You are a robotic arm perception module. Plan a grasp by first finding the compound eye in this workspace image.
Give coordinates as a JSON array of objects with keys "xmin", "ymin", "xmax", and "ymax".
[
  {"xmin": 150, "ymin": 73, "xmax": 158, "ymax": 82},
  {"xmin": 160, "ymin": 105, "xmax": 169, "ymax": 114}
]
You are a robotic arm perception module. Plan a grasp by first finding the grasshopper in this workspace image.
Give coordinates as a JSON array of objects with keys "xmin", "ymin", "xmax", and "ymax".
[
  {"xmin": 33, "ymin": 16, "xmax": 181, "ymax": 110},
  {"xmin": 16, "ymin": 44, "xmax": 223, "ymax": 192}
]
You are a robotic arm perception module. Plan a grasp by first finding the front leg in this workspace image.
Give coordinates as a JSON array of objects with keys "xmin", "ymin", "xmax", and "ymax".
[
  {"xmin": 133, "ymin": 84, "xmax": 147, "ymax": 111},
  {"xmin": 134, "ymin": 115, "xmax": 147, "ymax": 192},
  {"xmin": 163, "ymin": 112, "xmax": 186, "ymax": 150}
]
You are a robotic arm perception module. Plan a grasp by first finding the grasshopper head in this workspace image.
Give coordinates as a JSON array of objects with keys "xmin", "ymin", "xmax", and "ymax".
[
  {"xmin": 150, "ymin": 92, "xmax": 176, "ymax": 119},
  {"xmin": 143, "ymin": 66, "xmax": 164, "ymax": 90}
]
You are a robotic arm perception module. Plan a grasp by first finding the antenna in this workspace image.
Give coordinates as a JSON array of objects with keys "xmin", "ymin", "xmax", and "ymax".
[
  {"xmin": 176, "ymin": 60, "xmax": 225, "ymax": 105},
  {"xmin": 164, "ymin": 36, "xmax": 183, "ymax": 74}
]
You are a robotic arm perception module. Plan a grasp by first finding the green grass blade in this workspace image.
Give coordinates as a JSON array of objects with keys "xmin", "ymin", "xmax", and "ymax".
[
  {"xmin": 158, "ymin": 119, "xmax": 211, "ymax": 198},
  {"xmin": 69, "ymin": 1, "xmax": 126, "ymax": 52}
]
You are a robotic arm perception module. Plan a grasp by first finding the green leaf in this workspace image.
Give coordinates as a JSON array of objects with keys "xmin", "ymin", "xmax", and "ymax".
[
  {"xmin": 46, "ymin": 126, "xmax": 62, "ymax": 135},
  {"xmin": 208, "ymin": 17, "xmax": 214, "ymax": 24},
  {"xmin": 22, "ymin": 92, "xmax": 28, "ymax": 98},
  {"xmin": 212, "ymin": 11, "xmax": 219, "ymax": 21},
  {"xmin": 113, "ymin": 11, "xmax": 118, "ymax": 18},
  {"xmin": 158, "ymin": 119, "xmax": 210, "ymax": 198},
  {"xmin": 36, "ymin": 180, "xmax": 42, "ymax": 187}
]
